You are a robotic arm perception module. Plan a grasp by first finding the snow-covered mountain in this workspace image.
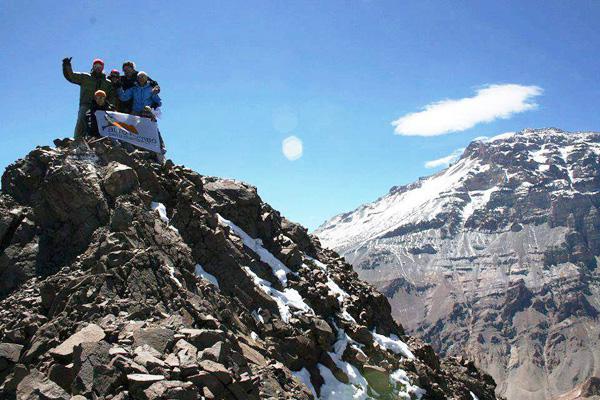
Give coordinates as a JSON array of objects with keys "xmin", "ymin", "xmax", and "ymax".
[{"xmin": 316, "ymin": 128, "xmax": 600, "ymax": 400}]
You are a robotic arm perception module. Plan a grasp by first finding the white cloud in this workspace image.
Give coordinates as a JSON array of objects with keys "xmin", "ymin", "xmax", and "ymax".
[
  {"xmin": 282, "ymin": 136, "xmax": 303, "ymax": 160},
  {"xmin": 425, "ymin": 148, "xmax": 465, "ymax": 168},
  {"xmin": 392, "ymin": 84, "xmax": 543, "ymax": 136}
]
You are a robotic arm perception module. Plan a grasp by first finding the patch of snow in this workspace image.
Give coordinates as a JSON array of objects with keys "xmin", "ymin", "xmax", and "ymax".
[
  {"xmin": 218, "ymin": 215, "xmax": 291, "ymax": 286},
  {"xmin": 470, "ymin": 391, "xmax": 480, "ymax": 400},
  {"xmin": 306, "ymin": 256, "xmax": 328, "ymax": 271},
  {"xmin": 325, "ymin": 277, "xmax": 349, "ymax": 303},
  {"xmin": 304, "ymin": 259, "xmax": 355, "ymax": 322},
  {"xmin": 194, "ymin": 264, "xmax": 219, "ymax": 288},
  {"xmin": 317, "ymin": 156, "xmax": 482, "ymax": 252},
  {"xmin": 319, "ymin": 325, "xmax": 369, "ymax": 400},
  {"xmin": 390, "ymin": 369, "xmax": 426, "ymax": 399},
  {"xmin": 251, "ymin": 309, "xmax": 264, "ymax": 324},
  {"xmin": 151, "ymin": 202, "xmax": 169, "ymax": 224},
  {"xmin": 250, "ymin": 331, "xmax": 259, "ymax": 341},
  {"xmin": 529, "ymin": 148, "xmax": 549, "ymax": 164},
  {"xmin": 462, "ymin": 187, "xmax": 498, "ymax": 223},
  {"xmin": 165, "ymin": 264, "xmax": 182, "ymax": 287},
  {"xmin": 292, "ymin": 368, "xmax": 318, "ymax": 399},
  {"xmin": 372, "ymin": 330, "xmax": 415, "ymax": 359},
  {"xmin": 242, "ymin": 266, "xmax": 313, "ymax": 323}
]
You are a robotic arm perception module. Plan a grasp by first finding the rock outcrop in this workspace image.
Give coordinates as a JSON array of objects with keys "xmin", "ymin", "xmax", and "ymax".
[
  {"xmin": 0, "ymin": 138, "xmax": 497, "ymax": 399},
  {"xmin": 316, "ymin": 128, "xmax": 600, "ymax": 400}
]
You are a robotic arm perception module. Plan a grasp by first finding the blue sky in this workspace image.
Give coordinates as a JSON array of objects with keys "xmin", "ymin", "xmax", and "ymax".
[{"xmin": 1, "ymin": 1, "xmax": 599, "ymax": 230}]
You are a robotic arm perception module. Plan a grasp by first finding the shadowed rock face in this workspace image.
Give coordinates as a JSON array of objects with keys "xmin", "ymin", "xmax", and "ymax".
[
  {"xmin": 316, "ymin": 128, "xmax": 600, "ymax": 400},
  {"xmin": 0, "ymin": 138, "xmax": 497, "ymax": 399}
]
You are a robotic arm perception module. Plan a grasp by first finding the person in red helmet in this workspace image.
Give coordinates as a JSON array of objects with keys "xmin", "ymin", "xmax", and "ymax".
[{"xmin": 62, "ymin": 57, "xmax": 114, "ymax": 139}]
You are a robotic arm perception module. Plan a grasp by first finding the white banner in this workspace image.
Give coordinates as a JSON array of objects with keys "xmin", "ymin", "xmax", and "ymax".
[{"xmin": 95, "ymin": 111, "xmax": 162, "ymax": 153}]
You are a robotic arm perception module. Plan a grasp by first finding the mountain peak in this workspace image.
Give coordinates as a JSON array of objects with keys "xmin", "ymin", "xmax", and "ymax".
[
  {"xmin": 316, "ymin": 128, "xmax": 600, "ymax": 400},
  {"xmin": 0, "ymin": 138, "xmax": 497, "ymax": 399}
]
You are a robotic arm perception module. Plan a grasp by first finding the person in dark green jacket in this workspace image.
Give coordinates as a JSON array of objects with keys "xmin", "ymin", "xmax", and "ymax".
[{"xmin": 62, "ymin": 57, "xmax": 114, "ymax": 139}]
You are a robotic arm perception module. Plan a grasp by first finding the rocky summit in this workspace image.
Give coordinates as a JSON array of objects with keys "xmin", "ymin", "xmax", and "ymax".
[
  {"xmin": 316, "ymin": 128, "xmax": 600, "ymax": 400},
  {"xmin": 0, "ymin": 138, "xmax": 496, "ymax": 399}
]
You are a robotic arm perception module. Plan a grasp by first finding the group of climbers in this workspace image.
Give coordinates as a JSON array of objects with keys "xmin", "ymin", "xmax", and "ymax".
[{"xmin": 62, "ymin": 57, "xmax": 161, "ymax": 139}]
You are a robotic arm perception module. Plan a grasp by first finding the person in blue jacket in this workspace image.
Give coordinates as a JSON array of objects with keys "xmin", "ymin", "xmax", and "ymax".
[
  {"xmin": 117, "ymin": 71, "xmax": 161, "ymax": 116},
  {"xmin": 117, "ymin": 71, "xmax": 166, "ymax": 160}
]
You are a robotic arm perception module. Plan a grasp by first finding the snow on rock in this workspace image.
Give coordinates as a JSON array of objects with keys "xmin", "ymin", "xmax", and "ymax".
[
  {"xmin": 462, "ymin": 187, "xmax": 498, "ymax": 222},
  {"xmin": 151, "ymin": 201, "xmax": 179, "ymax": 233},
  {"xmin": 317, "ymin": 324, "xmax": 424, "ymax": 399},
  {"xmin": 372, "ymin": 330, "xmax": 415, "ymax": 360},
  {"xmin": 164, "ymin": 264, "xmax": 182, "ymax": 287},
  {"xmin": 390, "ymin": 369, "xmax": 426, "ymax": 399},
  {"xmin": 292, "ymin": 368, "xmax": 318, "ymax": 399},
  {"xmin": 319, "ymin": 326, "xmax": 370, "ymax": 400},
  {"xmin": 151, "ymin": 202, "xmax": 169, "ymax": 224},
  {"xmin": 304, "ymin": 258, "xmax": 355, "ymax": 322},
  {"xmin": 218, "ymin": 214, "xmax": 291, "ymax": 286},
  {"xmin": 470, "ymin": 391, "xmax": 480, "ymax": 400},
  {"xmin": 194, "ymin": 264, "xmax": 219, "ymax": 288},
  {"xmin": 242, "ymin": 266, "xmax": 313, "ymax": 323},
  {"xmin": 316, "ymin": 155, "xmax": 482, "ymax": 252}
]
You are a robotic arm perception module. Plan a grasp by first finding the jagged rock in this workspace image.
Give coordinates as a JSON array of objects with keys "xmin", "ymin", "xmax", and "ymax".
[
  {"xmin": 49, "ymin": 324, "xmax": 105, "ymax": 363},
  {"xmin": 0, "ymin": 343, "xmax": 23, "ymax": 364},
  {"xmin": 47, "ymin": 362, "xmax": 74, "ymax": 392},
  {"xmin": 103, "ymin": 162, "xmax": 140, "ymax": 198},
  {"xmin": 198, "ymin": 360, "xmax": 232, "ymax": 385},
  {"xmin": 127, "ymin": 373, "xmax": 165, "ymax": 395},
  {"xmin": 363, "ymin": 364, "xmax": 391, "ymax": 394},
  {"xmin": 187, "ymin": 371, "xmax": 225, "ymax": 397},
  {"xmin": 134, "ymin": 349, "xmax": 166, "ymax": 370},
  {"xmin": 143, "ymin": 380, "xmax": 198, "ymax": 400},
  {"xmin": 16, "ymin": 369, "xmax": 70, "ymax": 400},
  {"xmin": 71, "ymin": 341, "xmax": 112, "ymax": 396},
  {"xmin": 184, "ymin": 329, "xmax": 226, "ymax": 350},
  {"xmin": 133, "ymin": 328, "xmax": 174, "ymax": 354},
  {"xmin": 238, "ymin": 342, "xmax": 267, "ymax": 367}
]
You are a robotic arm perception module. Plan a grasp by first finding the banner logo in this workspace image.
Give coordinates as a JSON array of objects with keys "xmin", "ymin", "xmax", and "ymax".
[{"xmin": 102, "ymin": 113, "xmax": 139, "ymax": 134}]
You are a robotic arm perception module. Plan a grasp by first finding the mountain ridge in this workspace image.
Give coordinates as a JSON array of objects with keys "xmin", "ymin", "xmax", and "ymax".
[
  {"xmin": 0, "ymin": 138, "xmax": 498, "ymax": 399},
  {"xmin": 316, "ymin": 128, "xmax": 600, "ymax": 400}
]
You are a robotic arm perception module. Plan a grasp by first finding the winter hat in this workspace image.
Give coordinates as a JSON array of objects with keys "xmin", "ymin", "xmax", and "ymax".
[
  {"xmin": 92, "ymin": 58, "xmax": 104, "ymax": 67},
  {"xmin": 110, "ymin": 69, "xmax": 119, "ymax": 75},
  {"xmin": 94, "ymin": 90, "xmax": 107, "ymax": 97}
]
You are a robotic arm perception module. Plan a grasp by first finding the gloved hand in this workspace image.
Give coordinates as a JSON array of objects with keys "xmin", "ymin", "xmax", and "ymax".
[
  {"xmin": 152, "ymin": 85, "xmax": 160, "ymax": 94},
  {"xmin": 62, "ymin": 57, "xmax": 72, "ymax": 65}
]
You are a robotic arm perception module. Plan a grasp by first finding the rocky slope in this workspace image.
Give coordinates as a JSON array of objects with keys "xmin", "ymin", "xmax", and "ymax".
[
  {"xmin": 0, "ymin": 138, "xmax": 497, "ymax": 399},
  {"xmin": 316, "ymin": 128, "xmax": 600, "ymax": 400}
]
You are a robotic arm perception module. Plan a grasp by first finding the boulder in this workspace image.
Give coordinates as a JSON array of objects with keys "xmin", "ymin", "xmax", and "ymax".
[
  {"xmin": 49, "ymin": 324, "xmax": 106, "ymax": 363},
  {"xmin": 143, "ymin": 380, "xmax": 198, "ymax": 400},
  {"xmin": 127, "ymin": 373, "xmax": 165, "ymax": 394},
  {"xmin": 184, "ymin": 329, "xmax": 226, "ymax": 350},
  {"xmin": 0, "ymin": 343, "xmax": 23, "ymax": 364},
  {"xmin": 103, "ymin": 162, "xmax": 139, "ymax": 198},
  {"xmin": 198, "ymin": 360, "xmax": 232, "ymax": 385},
  {"xmin": 71, "ymin": 341, "xmax": 112, "ymax": 396},
  {"xmin": 16, "ymin": 369, "xmax": 70, "ymax": 400},
  {"xmin": 363, "ymin": 364, "xmax": 391, "ymax": 394},
  {"xmin": 133, "ymin": 328, "xmax": 175, "ymax": 353},
  {"xmin": 47, "ymin": 362, "xmax": 74, "ymax": 392}
]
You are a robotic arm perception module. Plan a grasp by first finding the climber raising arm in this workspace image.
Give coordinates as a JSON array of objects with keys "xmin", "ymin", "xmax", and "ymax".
[{"xmin": 62, "ymin": 57, "xmax": 84, "ymax": 85}]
